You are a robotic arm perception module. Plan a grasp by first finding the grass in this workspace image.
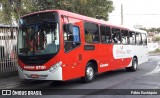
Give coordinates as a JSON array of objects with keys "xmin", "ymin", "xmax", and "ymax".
[{"xmin": 149, "ymin": 48, "xmax": 160, "ymax": 54}]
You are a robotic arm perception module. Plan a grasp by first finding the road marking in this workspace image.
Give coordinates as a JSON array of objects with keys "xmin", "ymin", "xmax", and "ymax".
[{"xmin": 144, "ymin": 61, "xmax": 160, "ymax": 76}]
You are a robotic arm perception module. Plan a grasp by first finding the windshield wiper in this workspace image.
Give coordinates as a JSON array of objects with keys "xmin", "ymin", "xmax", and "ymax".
[{"xmin": 20, "ymin": 48, "xmax": 30, "ymax": 54}]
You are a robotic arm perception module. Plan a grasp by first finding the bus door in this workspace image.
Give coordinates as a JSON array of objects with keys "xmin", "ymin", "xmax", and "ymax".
[{"xmin": 62, "ymin": 18, "xmax": 84, "ymax": 80}]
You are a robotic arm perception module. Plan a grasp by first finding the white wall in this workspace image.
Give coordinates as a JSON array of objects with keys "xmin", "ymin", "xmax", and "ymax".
[{"xmin": 148, "ymin": 43, "xmax": 159, "ymax": 51}]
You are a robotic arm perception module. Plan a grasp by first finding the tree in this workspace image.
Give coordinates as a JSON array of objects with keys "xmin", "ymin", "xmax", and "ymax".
[
  {"xmin": 152, "ymin": 36, "xmax": 160, "ymax": 42},
  {"xmin": 0, "ymin": 0, "xmax": 114, "ymax": 24},
  {"xmin": 0, "ymin": 0, "xmax": 12, "ymax": 24},
  {"xmin": 0, "ymin": 0, "xmax": 24, "ymax": 24},
  {"xmin": 139, "ymin": 27, "xmax": 160, "ymax": 33},
  {"xmin": 57, "ymin": 0, "xmax": 114, "ymax": 20}
]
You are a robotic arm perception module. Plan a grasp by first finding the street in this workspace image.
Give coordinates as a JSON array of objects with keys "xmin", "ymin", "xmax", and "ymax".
[{"xmin": 1, "ymin": 55, "xmax": 160, "ymax": 98}]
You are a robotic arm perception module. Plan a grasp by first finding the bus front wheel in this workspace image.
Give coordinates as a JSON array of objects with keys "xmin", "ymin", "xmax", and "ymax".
[{"xmin": 81, "ymin": 62, "xmax": 95, "ymax": 83}]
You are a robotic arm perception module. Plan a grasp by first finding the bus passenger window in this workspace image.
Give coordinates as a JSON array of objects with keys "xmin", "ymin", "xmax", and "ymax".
[
  {"xmin": 85, "ymin": 30, "xmax": 92, "ymax": 43},
  {"xmin": 141, "ymin": 33, "xmax": 147, "ymax": 45},
  {"xmin": 129, "ymin": 31, "xmax": 136, "ymax": 45},
  {"xmin": 136, "ymin": 32, "xmax": 142, "ymax": 45},
  {"xmin": 64, "ymin": 25, "xmax": 80, "ymax": 52},
  {"xmin": 121, "ymin": 30, "xmax": 129, "ymax": 45},
  {"xmin": 84, "ymin": 22, "xmax": 99, "ymax": 43},
  {"xmin": 112, "ymin": 28, "xmax": 121, "ymax": 44},
  {"xmin": 100, "ymin": 25, "xmax": 112, "ymax": 43}
]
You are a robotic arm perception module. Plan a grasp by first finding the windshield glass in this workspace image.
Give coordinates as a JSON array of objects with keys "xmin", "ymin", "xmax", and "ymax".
[{"xmin": 18, "ymin": 22, "xmax": 59, "ymax": 56}]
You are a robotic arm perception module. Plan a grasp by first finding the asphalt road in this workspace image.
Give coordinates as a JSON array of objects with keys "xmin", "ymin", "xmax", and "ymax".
[{"xmin": 1, "ymin": 55, "xmax": 160, "ymax": 98}]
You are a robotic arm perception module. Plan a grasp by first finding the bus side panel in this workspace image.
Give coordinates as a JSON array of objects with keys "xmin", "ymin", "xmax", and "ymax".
[
  {"xmin": 95, "ymin": 44, "xmax": 115, "ymax": 73},
  {"xmin": 97, "ymin": 44, "xmax": 132, "ymax": 73},
  {"xmin": 112, "ymin": 45, "xmax": 133, "ymax": 69}
]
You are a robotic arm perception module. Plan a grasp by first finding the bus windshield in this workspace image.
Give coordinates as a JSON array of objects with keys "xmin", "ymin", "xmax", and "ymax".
[{"xmin": 18, "ymin": 13, "xmax": 59, "ymax": 56}]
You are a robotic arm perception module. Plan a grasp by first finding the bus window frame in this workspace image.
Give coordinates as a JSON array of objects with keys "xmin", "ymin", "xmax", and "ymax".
[
  {"xmin": 111, "ymin": 27, "xmax": 121, "ymax": 44},
  {"xmin": 136, "ymin": 32, "xmax": 142, "ymax": 45},
  {"xmin": 128, "ymin": 31, "xmax": 136, "ymax": 45},
  {"xmin": 141, "ymin": 33, "xmax": 147, "ymax": 46},
  {"xmin": 100, "ymin": 24, "xmax": 112, "ymax": 44},
  {"xmin": 121, "ymin": 29, "xmax": 129, "ymax": 45},
  {"xmin": 63, "ymin": 24, "xmax": 81, "ymax": 53},
  {"xmin": 84, "ymin": 21, "xmax": 100, "ymax": 44}
]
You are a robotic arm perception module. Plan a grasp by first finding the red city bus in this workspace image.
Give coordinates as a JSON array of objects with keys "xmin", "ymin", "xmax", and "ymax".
[{"xmin": 17, "ymin": 10, "xmax": 148, "ymax": 82}]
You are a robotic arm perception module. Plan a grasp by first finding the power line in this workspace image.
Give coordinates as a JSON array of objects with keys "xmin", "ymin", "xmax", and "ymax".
[
  {"xmin": 110, "ymin": 14, "xmax": 160, "ymax": 16},
  {"xmin": 126, "ymin": 14, "xmax": 160, "ymax": 15}
]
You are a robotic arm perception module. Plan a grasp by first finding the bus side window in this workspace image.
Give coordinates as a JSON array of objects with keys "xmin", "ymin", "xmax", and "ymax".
[
  {"xmin": 121, "ymin": 30, "xmax": 129, "ymax": 45},
  {"xmin": 106, "ymin": 26, "xmax": 112, "ymax": 43},
  {"xmin": 64, "ymin": 25, "xmax": 81, "ymax": 52},
  {"xmin": 136, "ymin": 32, "xmax": 142, "ymax": 45},
  {"xmin": 100, "ymin": 25, "xmax": 112, "ymax": 43},
  {"xmin": 112, "ymin": 28, "xmax": 121, "ymax": 44},
  {"xmin": 84, "ymin": 22, "xmax": 99, "ymax": 43},
  {"xmin": 100, "ymin": 25, "xmax": 106, "ymax": 43},
  {"xmin": 129, "ymin": 31, "xmax": 136, "ymax": 45},
  {"xmin": 142, "ymin": 33, "xmax": 147, "ymax": 45}
]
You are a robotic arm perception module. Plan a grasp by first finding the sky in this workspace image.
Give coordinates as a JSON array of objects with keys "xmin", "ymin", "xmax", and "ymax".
[{"xmin": 108, "ymin": 0, "xmax": 160, "ymax": 28}]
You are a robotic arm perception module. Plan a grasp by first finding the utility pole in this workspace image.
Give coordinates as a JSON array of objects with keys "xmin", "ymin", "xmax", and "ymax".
[{"xmin": 121, "ymin": 4, "xmax": 124, "ymax": 25}]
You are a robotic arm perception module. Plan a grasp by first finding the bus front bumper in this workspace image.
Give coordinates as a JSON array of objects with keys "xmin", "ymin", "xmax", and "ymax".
[{"xmin": 18, "ymin": 67, "xmax": 63, "ymax": 80}]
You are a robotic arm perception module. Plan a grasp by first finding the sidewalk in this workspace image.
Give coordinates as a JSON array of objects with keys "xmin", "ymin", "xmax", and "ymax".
[
  {"xmin": 0, "ymin": 76, "xmax": 23, "ymax": 89},
  {"xmin": 0, "ymin": 71, "xmax": 18, "ymax": 79}
]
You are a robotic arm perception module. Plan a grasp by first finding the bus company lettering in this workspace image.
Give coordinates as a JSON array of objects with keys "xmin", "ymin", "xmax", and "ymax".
[
  {"xmin": 116, "ymin": 49, "xmax": 126, "ymax": 54},
  {"xmin": 24, "ymin": 66, "xmax": 34, "ymax": 70},
  {"xmin": 24, "ymin": 66, "xmax": 46, "ymax": 70},
  {"xmin": 100, "ymin": 63, "xmax": 109, "ymax": 67},
  {"xmin": 116, "ymin": 49, "xmax": 131, "ymax": 55}
]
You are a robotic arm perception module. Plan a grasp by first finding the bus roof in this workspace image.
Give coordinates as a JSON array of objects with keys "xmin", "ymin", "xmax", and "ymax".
[{"xmin": 21, "ymin": 10, "xmax": 147, "ymax": 34}]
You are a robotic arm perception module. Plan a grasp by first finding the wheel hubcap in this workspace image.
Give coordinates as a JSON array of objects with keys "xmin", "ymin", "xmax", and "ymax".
[{"xmin": 86, "ymin": 66, "xmax": 94, "ymax": 80}]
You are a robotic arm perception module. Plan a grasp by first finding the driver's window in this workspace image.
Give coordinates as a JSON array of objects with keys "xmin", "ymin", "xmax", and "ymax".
[{"xmin": 64, "ymin": 25, "xmax": 81, "ymax": 52}]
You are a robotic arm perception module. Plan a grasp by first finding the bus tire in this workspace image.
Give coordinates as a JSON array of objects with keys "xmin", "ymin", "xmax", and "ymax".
[
  {"xmin": 81, "ymin": 62, "xmax": 95, "ymax": 83},
  {"xmin": 126, "ymin": 58, "xmax": 138, "ymax": 72}
]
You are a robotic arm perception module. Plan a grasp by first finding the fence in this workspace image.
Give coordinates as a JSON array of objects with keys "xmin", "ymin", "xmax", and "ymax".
[{"xmin": 0, "ymin": 25, "xmax": 18, "ymax": 78}]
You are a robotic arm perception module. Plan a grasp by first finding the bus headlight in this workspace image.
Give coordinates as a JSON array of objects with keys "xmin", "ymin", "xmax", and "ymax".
[
  {"xmin": 18, "ymin": 65, "xmax": 23, "ymax": 71},
  {"xmin": 49, "ymin": 61, "xmax": 62, "ymax": 72}
]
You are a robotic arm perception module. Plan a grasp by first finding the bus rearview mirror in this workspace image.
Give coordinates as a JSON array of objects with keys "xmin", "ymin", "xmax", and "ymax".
[
  {"xmin": 64, "ymin": 23, "xmax": 73, "ymax": 34},
  {"xmin": 68, "ymin": 23, "xmax": 73, "ymax": 34}
]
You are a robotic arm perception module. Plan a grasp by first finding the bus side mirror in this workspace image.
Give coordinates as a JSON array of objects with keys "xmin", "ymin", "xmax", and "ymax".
[
  {"xmin": 68, "ymin": 23, "xmax": 73, "ymax": 34},
  {"xmin": 64, "ymin": 23, "xmax": 73, "ymax": 34}
]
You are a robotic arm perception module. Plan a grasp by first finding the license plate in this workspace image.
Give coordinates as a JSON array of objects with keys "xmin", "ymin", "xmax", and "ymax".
[{"xmin": 31, "ymin": 74, "xmax": 39, "ymax": 78}]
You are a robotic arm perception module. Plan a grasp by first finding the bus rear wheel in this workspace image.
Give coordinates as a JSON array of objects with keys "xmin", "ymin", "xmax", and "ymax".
[
  {"xmin": 126, "ymin": 58, "xmax": 138, "ymax": 72},
  {"xmin": 81, "ymin": 62, "xmax": 95, "ymax": 83}
]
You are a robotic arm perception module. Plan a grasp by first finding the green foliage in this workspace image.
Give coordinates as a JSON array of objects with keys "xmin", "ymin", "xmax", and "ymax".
[
  {"xmin": 0, "ymin": 0, "xmax": 12, "ymax": 24},
  {"xmin": 149, "ymin": 48, "xmax": 160, "ymax": 54},
  {"xmin": 60, "ymin": 0, "xmax": 114, "ymax": 20},
  {"xmin": 0, "ymin": 0, "xmax": 114, "ymax": 24},
  {"xmin": 155, "ymin": 48, "xmax": 160, "ymax": 52},
  {"xmin": 139, "ymin": 27, "xmax": 160, "ymax": 33},
  {"xmin": 152, "ymin": 36, "xmax": 160, "ymax": 42}
]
